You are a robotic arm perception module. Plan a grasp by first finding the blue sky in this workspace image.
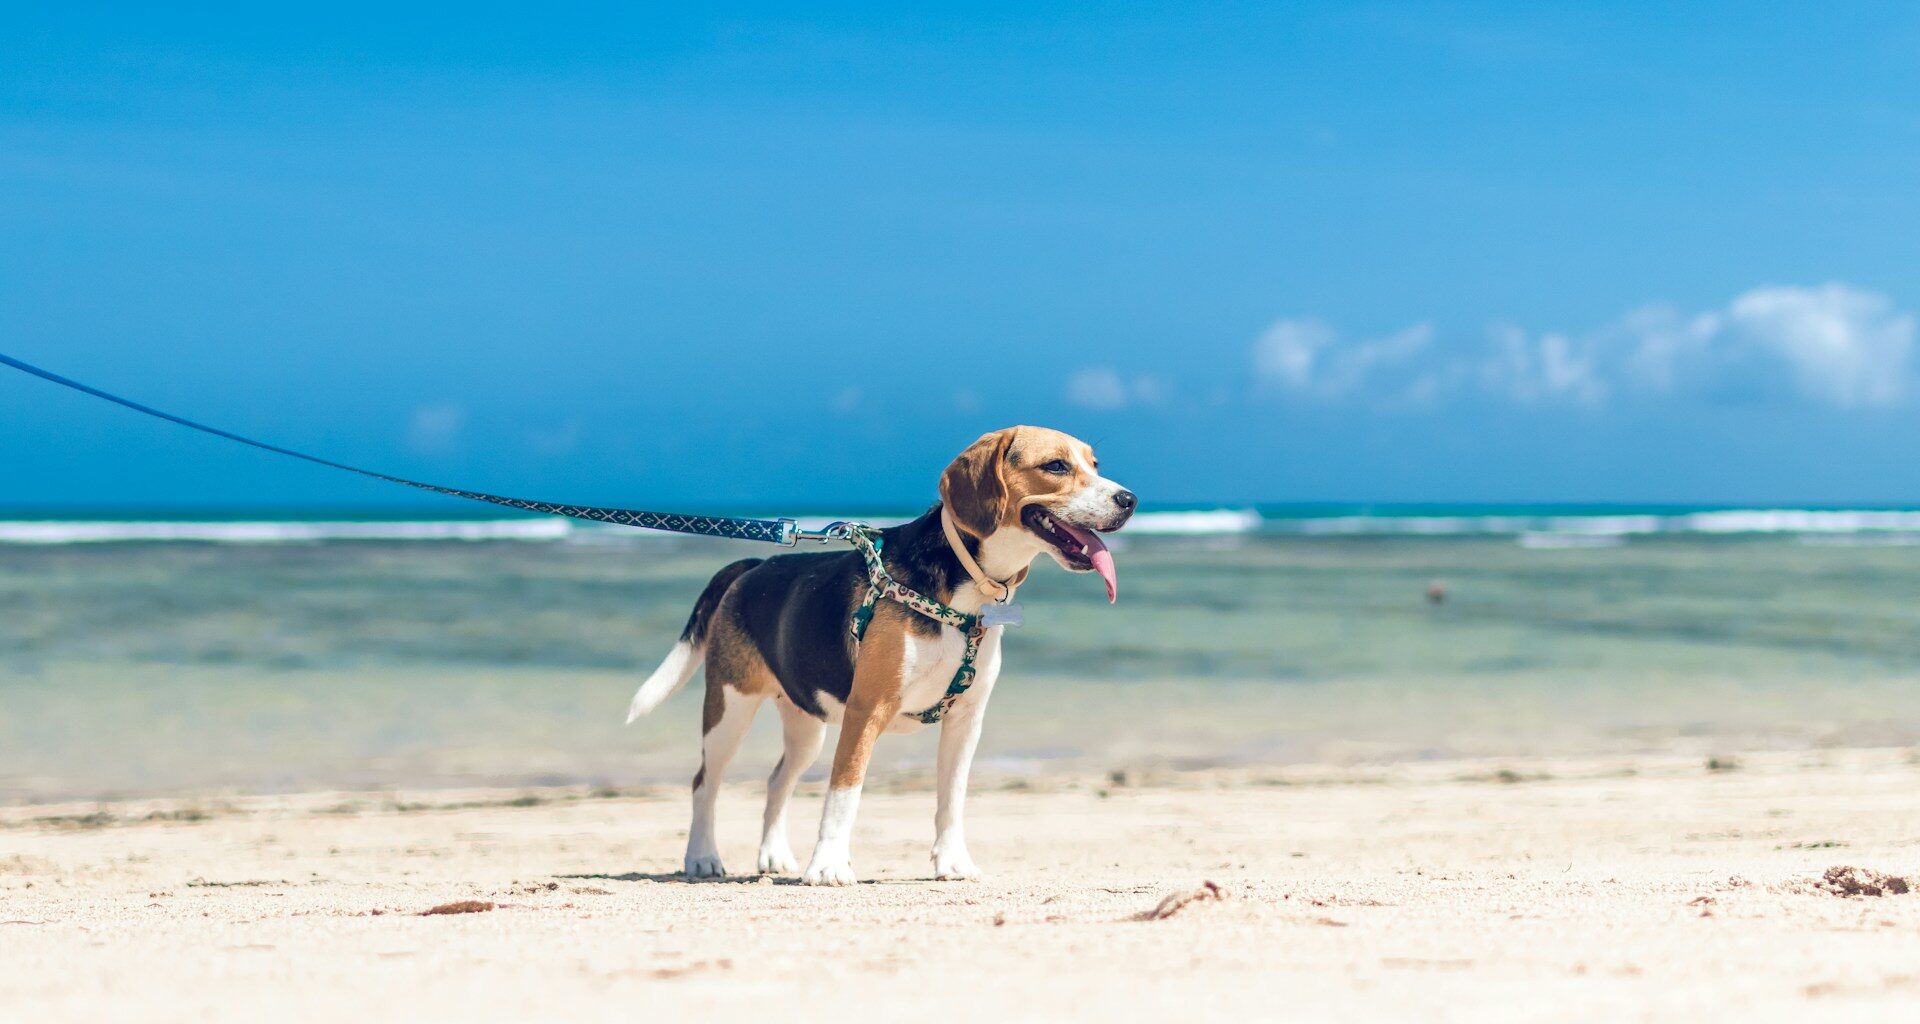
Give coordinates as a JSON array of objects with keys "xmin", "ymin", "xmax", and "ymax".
[{"xmin": 5, "ymin": 3, "xmax": 1920, "ymax": 509}]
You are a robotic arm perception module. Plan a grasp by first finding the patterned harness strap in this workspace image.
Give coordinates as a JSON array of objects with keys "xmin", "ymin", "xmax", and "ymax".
[{"xmin": 843, "ymin": 527, "xmax": 986, "ymax": 725}]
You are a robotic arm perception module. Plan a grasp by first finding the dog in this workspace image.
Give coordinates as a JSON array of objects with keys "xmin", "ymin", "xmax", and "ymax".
[{"xmin": 625, "ymin": 425, "xmax": 1136, "ymax": 885}]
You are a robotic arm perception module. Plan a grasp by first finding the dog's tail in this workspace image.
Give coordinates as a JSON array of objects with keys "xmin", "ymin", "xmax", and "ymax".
[{"xmin": 625, "ymin": 558, "xmax": 763, "ymax": 723}]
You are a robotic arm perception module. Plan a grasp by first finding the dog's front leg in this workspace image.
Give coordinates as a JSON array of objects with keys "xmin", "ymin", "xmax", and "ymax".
[
  {"xmin": 802, "ymin": 609, "xmax": 905, "ymax": 886},
  {"xmin": 802, "ymin": 690, "xmax": 900, "ymax": 885},
  {"xmin": 933, "ymin": 630, "xmax": 999, "ymax": 879},
  {"xmin": 930, "ymin": 694, "xmax": 988, "ymax": 880}
]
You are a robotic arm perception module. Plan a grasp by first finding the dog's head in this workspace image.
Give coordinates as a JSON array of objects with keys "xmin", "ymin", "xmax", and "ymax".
[{"xmin": 939, "ymin": 426, "xmax": 1136, "ymax": 601}]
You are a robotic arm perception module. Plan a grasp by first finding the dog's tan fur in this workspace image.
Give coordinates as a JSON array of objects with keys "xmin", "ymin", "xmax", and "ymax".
[
  {"xmin": 942, "ymin": 426, "xmax": 1106, "ymax": 540},
  {"xmin": 826, "ymin": 601, "xmax": 910, "ymax": 790},
  {"xmin": 703, "ymin": 593, "xmax": 780, "ymax": 707}
]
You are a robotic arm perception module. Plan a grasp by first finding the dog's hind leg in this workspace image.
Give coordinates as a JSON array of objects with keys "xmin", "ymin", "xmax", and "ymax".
[
  {"xmin": 757, "ymin": 700, "xmax": 825, "ymax": 875},
  {"xmin": 684, "ymin": 680, "xmax": 761, "ymax": 878}
]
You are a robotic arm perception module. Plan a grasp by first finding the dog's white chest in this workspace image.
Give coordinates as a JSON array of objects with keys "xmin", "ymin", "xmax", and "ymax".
[
  {"xmin": 888, "ymin": 626, "xmax": 969, "ymax": 726},
  {"xmin": 812, "ymin": 625, "xmax": 997, "ymax": 733},
  {"xmin": 811, "ymin": 625, "xmax": 1001, "ymax": 733}
]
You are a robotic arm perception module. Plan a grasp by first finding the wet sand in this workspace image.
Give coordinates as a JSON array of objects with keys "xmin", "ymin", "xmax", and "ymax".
[{"xmin": 5, "ymin": 748, "xmax": 1918, "ymax": 1022}]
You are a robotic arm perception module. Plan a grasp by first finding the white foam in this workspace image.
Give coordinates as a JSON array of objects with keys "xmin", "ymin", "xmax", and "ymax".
[
  {"xmin": 1680, "ymin": 509, "xmax": 1920, "ymax": 534},
  {"xmin": 1274, "ymin": 509, "xmax": 1920, "ymax": 539},
  {"xmin": 1121, "ymin": 509, "xmax": 1263, "ymax": 535},
  {"xmin": 1541, "ymin": 515, "xmax": 1664, "ymax": 536},
  {"xmin": 1287, "ymin": 515, "xmax": 1535, "ymax": 536},
  {"xmin": 12, "ymin": 506, "xmax": 1920, "ymax": 545},
  {"xmin": 0, "ymin": 519, "xmax": 573, "ymax": 545}
]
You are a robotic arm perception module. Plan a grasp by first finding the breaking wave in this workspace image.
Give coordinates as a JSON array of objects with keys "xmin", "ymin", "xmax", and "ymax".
[{"xmin": 8, "ymin": 507, "xmax": 1920, "ymax": 544}]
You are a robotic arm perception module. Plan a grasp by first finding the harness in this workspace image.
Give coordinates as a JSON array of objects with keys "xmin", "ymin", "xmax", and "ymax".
[
  {"xmin": 1, "ymin": 349, "xmax": 1023, "ymax": 724},
  {"xmin": 819, "ymin": 521, "xmax": 1018, "ymax": 725}
]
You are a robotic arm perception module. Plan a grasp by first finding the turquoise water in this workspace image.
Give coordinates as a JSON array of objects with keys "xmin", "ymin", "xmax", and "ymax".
[
  {"xmin": 10, "ymin": 501, "xmax": 1920, "ymax": 535},
  {"xmin": 3, "ymin": 530, "xmax": 1919, "ymax": 800}
]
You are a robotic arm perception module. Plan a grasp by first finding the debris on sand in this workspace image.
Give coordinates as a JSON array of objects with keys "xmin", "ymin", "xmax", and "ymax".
[
  {"xmin": 419, "ymin": 900, "xmax": 496, "ymax": 916},
  {"xmin": 1139, "ymin": 881, "xmax": 1225, "ymax": 921},
  {"xmin": 1814, "ymin": 866, "xmax": 1911, "ymax": 898}
]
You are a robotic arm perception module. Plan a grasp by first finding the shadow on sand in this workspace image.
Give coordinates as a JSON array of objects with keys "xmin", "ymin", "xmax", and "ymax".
[{"xmin": 555, "ymin": 871, "xmax": 959, "ymax": 886}]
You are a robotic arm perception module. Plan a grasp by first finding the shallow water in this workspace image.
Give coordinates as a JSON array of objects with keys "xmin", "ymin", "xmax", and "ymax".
[{"xmin": 3, "ymin": 534, "xmax": 1918, "ymax": 800}]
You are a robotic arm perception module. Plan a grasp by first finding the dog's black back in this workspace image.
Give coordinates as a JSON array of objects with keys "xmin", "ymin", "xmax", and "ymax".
[{"xmin": 718, "ymin": 505, "xmax": 964, "ymax": 717}]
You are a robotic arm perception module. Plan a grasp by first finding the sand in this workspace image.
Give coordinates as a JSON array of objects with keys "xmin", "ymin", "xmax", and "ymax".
[{"xmin": 4, "ymin": 748, "xmax": 1919, "ymax": 1022}]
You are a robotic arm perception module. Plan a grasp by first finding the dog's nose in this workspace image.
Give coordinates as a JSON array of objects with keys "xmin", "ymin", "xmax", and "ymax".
[{"xmin": 1113, "ymin": 489, "xmax": 1137, "ymax": 512}]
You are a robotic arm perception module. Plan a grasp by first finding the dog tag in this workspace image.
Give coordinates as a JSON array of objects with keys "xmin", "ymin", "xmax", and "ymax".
[{"xmin": 980, "ymin": 600, "xmax": 1023, "ymax": 628}]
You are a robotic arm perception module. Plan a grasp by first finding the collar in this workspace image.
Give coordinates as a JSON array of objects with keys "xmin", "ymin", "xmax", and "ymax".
[{"xmin": 940, "ymin": 505, "xmax": 1028, "ymax": 603}]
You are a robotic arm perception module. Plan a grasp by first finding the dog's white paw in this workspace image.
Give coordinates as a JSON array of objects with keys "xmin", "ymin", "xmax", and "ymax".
[
  {"xmin": 683, "ymin": 853, "xmax": 727, "ymax": 879},
  {"xmin": 801, "ymin": 852, "xmax": 856, "ymax": 886},
  {"xmin": 756, "ymin": 844, "xmax": 800, "ymax": 875},
  {"xmin": 932, "ymin": 847, "xmax": 981, "ymax": 881}
]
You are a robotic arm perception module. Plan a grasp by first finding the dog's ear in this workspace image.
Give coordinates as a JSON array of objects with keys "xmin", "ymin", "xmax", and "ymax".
[{"xmin": 940, "ymin": 428, "xmax": 1017, "ymax": 538}]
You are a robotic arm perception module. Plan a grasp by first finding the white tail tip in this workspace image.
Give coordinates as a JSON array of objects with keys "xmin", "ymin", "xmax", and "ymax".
[{"xmin": 626, "ymin": 641, "xmax": 700, "ymax": 723}]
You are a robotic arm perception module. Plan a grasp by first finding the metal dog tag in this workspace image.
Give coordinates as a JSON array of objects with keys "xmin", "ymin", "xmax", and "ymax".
[{"xmin": 980, "ymin": 600, "xmax": 1024, "ymax": 628}]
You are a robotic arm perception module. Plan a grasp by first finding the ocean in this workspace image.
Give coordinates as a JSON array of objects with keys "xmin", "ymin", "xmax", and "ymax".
[
  {"xmin": 11, "ymin": 503, "xmax": 1920, "ymax": 544},
  {"xmin": 4, "ymin": 504, "xmax": 1919, "ymax": 801}
]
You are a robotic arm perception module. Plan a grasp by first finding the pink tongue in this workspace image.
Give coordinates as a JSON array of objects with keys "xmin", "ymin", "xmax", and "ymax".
[{"xmin": 1058, "ymin": 523, "xmax": 1118, "ymax": 603}]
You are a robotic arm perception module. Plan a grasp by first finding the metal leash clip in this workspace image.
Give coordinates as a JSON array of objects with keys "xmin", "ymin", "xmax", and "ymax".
[{"xmin": 783, "ymin": 520, "xmax": 868, "ymax": 545}]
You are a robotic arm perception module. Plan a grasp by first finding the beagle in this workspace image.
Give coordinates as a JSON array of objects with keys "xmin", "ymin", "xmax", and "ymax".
[{"xmin": 625, "ymin": 426, "xmax": 1136, "ymax": 885}]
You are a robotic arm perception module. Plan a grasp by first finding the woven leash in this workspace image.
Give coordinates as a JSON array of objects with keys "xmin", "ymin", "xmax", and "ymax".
[
  {"xmin": 0, "ymin": 350, "xmax": 807, "ymax": 545},
  {"xmin": 4, "ymin": 350, "xmax": 995, "ymax": 722}
]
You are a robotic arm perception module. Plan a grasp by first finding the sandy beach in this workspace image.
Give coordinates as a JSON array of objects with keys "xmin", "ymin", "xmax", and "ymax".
[
  {"xmin": 5, "ymin": 747, "xmax": 1918, "ymax": 1022},
  {"xmin": 7, "ymin": 534, "xmax": 1920, "ymax": 1020}
]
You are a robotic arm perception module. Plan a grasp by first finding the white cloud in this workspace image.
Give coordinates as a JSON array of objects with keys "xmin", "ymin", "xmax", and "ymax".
[
  {"xmin": 1067, "ymin": 367, "xmax": 1128, "ymax": 410},
  {"xmin": 1131, "ymin": 373, "xmax": 1172, "ymax": 406},
  {"xmin": 1483, "ymin": 325, "xmax": 1608, "ymax": 407},
  {"xmin": 1612, "ymin": 305, "xmax": 1721, "ymax": 393},
  {"xmin": 406, "ymin": 404, "xmax": 464, "ymax": 454},
  {"xmin": 1323, "ymin": 323, "xmax": 1434, "ymax": 396},
  {"xmin": 1722, "ymin": 283, "xmax": 1913, "ymax": 408},
  {"xmin": 1601, "ymin": 283, "xmax": 1912, "ymax": 408},
  {"xmin": 1066, "ymin": 367, "xmax": 1169, "ymax": 410},
  {"xmin": 1253, "ymin": 319, "xmax": 1434, "ymax": 401},
  {"xmin": 1235, "ymin": 283, "xmax": 1916, "ymax": 412},
  {"xmin": 1253, "ymin": 319, "xmax": 1336, "ymax": 390}
]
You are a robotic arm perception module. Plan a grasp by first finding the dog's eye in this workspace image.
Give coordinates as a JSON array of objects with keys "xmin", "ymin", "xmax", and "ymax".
[{"xmin": 1041, "ymin": 459, "xmax": 1071, "ymax": 475}]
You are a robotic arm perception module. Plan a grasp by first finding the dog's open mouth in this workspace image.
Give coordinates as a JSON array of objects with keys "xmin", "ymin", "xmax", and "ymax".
[{"xmin": 1020, "ymin": 505, "xmax": 1118, "ymax": 603}]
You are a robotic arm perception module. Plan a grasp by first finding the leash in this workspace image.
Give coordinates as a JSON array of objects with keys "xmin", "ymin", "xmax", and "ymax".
[
  {"xmin": 0, "ymin": 350, "xmax": 824, "ymax": 546},
  {"xmin": 2, "ymin": 349, "xmax": 1011, "ymax": 723}
]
